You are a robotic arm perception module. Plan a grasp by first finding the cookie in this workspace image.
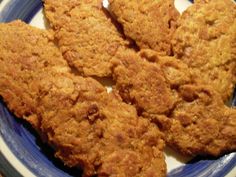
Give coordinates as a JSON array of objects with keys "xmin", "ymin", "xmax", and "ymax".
[
  {"xmin": 112, "ymin": 49, "xmax": 190, "ymax": 117},
  {"xmin": 172, "ymin": 0, "xmax": 236, "ymax": 101},
  {"xmin": 163, "ymin": 84, "xmax": 236, "ymax": 156},
  {"xmin": 0, "ymin": 20, "xmax": 70, "ymax": 128},
  {"xmin": 44, "ymin": 0, "xmax": 129, "ymax": 77},
  {"xmin": 109, "ymin": 0, "xmax": 179, "ymax": 55},
  {"xmin": 0, "ymin": 21, "xmax": 166, "ymax": 177},
  {"xmin": 112, "ymin": 49, "xmax": 236, "ymax": 156}
]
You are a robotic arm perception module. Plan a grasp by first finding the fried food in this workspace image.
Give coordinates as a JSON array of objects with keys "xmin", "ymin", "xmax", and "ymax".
[
  {"xmin": 109, "ymin": 0, "xmax": 179, "ymax": 55},
  {"xmin": 44, "ymin": 0, "xmax": 129, "ymax": 77},
  {"xmin": 0, "ymin": 21, "xmax": 166, "ymax": 177},
  {"xmin": 112, "ymin": 49, "xmax": 236, "ymax": 156},
  {"xmin": 172, "ymin": 0, "xmax": 236, "ymax": 101}
]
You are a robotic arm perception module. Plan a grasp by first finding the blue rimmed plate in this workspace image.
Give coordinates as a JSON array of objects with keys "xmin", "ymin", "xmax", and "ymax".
[{"xmin": 0, "ymin": 0, "xmax": 235, "ymax": 177}]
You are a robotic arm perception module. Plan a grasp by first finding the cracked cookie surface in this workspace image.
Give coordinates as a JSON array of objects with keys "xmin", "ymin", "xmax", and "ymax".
[
  {"xmin": 0, "ymin": 21, "xmax": 166, "ymax": 177},
  {"xmin": 162, "ymin": 85, "xmax": 236, "ymax": 156},
  {"xmin": 112, "ymin": 49, "xmax": 190, "ymax": 117},
  {"xmin": 109, "ymin": 0, "xmax": 179, "ymax": 55},
  {"xmin": 112, "ymin": 49, "xmax": 236, "ymax": 157},
  {"xmin": 172, "ymin": 0, "xmax": 236, "ymax": 101},
  {"xmin": 0, "ymin": 20, "xmax": 70, "ymax": 128},
  {"xmin": 44, "ymin": 0, "xmax": 129, "ymax": 77}
]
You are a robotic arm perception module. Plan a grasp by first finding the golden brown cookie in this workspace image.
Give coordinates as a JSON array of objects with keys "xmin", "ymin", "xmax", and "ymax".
[
  {"xmin": 0, "ymin": 20, "xmax": 70, "ymax": 128},
  {"xmin": 112, "ymin": 49, "xmax": 236, "ymax": 157},
  {"xmin": 109, "ymin": 0, "xmax": 179, "ymax": 55},
  {"xmin": 112, "ymin": 49, "xmax": 191, "ymax": 117},
  {"xmin": 162, "ymin": 85, "xmax": 236, "ymax": 156},
  {"xmin": 44, "ymin": 0, "xmax": 129, "ymax": 77},
  {"xmin": 172, "ymin": 0, "xmax": 236, "ymax": 101},
  {"xmin": 40, "ymin": 86, "xmax": 166, "ymax": 177},
  {"xmin": 0, "ymin": 21, "xmax": 166, "ymax": 177}
]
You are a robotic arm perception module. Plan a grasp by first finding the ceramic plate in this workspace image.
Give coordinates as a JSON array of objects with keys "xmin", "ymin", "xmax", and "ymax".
[{"xmin": 0, "ymin": 0, "xmax": 236, "ymax": 177}]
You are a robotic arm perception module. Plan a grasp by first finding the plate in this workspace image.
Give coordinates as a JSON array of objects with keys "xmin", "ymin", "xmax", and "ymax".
[{"xmin": 0, "ymin": 0, "xmax": 236, "ymax": 177}]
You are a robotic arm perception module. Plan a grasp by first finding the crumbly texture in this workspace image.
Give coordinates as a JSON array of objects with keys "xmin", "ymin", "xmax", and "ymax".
[
  {"xmin": 44, "ymin": 0, "xmax": 129, "ymax": 77},
  {"xmin": 0, "ymin": 21, "xmax": 166, "ymax": 177},
  {"xmin": 194, "ymin": 0, "xmax": 214, "ymax": 3},
  {"xmin": 109, "ymin": 0, "xmax": 179, "ymax": 55},
  {"xmin": 160, "ymin": 85, "xmax": 236, "ymax": 156},
  {"xmin": 172, "ymin": 0, "xmax": 236, "ymax": 101},
  {"xmin": 40, "ymin": 83, "xmax": 166, "ymax": 177},
  {"xmin": 112, "ymin": 49, "xmax": 191, "ymax": 117},
  {"xmin": 0, "ymin": 20, "xmax": 70, "ymax": 128},
  {"xmin": 112, "ymin": 49, "xmax": 236, "ymax": 156}
]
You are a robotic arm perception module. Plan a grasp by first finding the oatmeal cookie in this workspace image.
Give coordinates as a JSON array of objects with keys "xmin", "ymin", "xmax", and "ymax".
[
  {"xmin": 172, "ymin": 0, "xmax": 236, "ymax": 101},
  {"xmin": 112, "ymin": 49, "xmax": 236, "ymax": 156},
  {"xmin": 0, "ymin": 21, "xmax": 166, "ymax": 177},
  {"xmin": 112, "ymin": 49, "xmax": 191, "ymax": 117},
  {"xmin": 44, "ymin": 0, "xmax": 129, "ymax": 77},
  {"xmin": 0, "ymin": 20, "xmax": 70, "ymax": 128},
  {"xmin": 161, "ymin": 85, "xmax": 236, "ymax": 156},
  {"xmin": 109, "ymin": 0, "xmax": 179, "ymax": 55}
]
